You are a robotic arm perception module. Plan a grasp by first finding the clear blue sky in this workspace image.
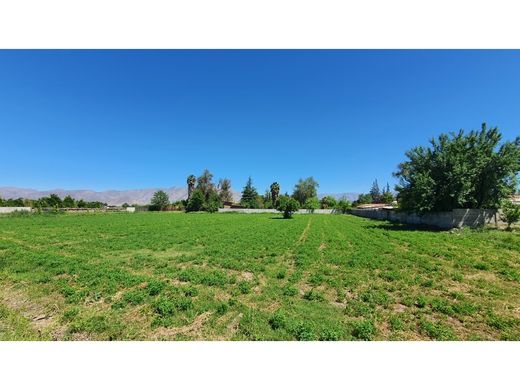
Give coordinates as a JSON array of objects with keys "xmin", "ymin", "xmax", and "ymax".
[{"xmin": 1, "ymin": 50, "xmax": 519, "ymax": 194}]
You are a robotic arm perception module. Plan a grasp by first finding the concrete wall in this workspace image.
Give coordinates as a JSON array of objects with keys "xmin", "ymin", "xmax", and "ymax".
[
  {"xmin": 0, "ymin": 207, "xmax": 32, "ymax": 214},
  {"xmin": 350, "ymin": 208, "xmax": 504, "ymax": 229},
  {"xmin": 218, "ymin": 208, "xmax": 334, "ymax": 214}
]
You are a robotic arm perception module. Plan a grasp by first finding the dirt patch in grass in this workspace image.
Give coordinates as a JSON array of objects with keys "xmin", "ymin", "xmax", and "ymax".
[
  {"xmin": 153, "ymin": 311, "xmax": 212, "ymax": 340},
  {"xmin": 0, "ymin": 284, "xmax": 66, "ymax": 339}
]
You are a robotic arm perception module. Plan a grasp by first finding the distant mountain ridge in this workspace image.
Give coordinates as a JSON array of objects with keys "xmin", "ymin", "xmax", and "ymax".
[{"xmin": 0, "ymin": 186, "xmax": 360, "ymax": 206}]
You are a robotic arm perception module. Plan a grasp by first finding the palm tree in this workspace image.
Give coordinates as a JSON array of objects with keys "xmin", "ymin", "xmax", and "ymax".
[
  {"xmin": 270, "ymin": 182, "xmax": 280, "ymax": 207},
  {"xmin": 187, "ymin": 175, "xmax": 196, "ymax": 199}
]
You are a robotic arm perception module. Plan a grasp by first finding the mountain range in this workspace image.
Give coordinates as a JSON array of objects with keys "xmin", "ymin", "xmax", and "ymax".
[{"xmin": 0, "ymin": 186, "xmax": 360, "ymax": 206}]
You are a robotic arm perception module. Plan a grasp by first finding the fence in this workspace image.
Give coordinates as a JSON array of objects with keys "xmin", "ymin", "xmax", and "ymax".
[
  {"xmin": 350, "ymin": 208, "xmax": 504, "ymax": 229},
  {"xmin": 0, "ymin": 207, "xmax": 32, "ymax": 214},
  {"xmin": 218, "ymin": 208, "xmax": 335, "ymax": 214}
]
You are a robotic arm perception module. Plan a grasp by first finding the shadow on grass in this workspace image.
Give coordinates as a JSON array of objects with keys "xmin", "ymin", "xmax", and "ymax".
[{"xmin": 365, "ymin": 222, "xmax": 445, "ymax": 232}]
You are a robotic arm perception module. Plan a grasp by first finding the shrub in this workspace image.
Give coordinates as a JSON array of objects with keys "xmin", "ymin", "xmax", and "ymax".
[
  {"xmin": 122, "ymin": 290, "xmax": 146, "ymax": 305},
  {"xmin": 501, "ymin": 200, "xmax": 520, "ymax": 230},
  {"xmin": 303, "ymin": 197, "xmax": 319, "ymax": 213},
  {"xmin": 283, "ymin": 284, "xmax": 298, "ymax": 296},
  {"xmin": 146, "ymin": 280, "xmax": 166, "ymax": 296},
  {"xmin": 291, "ymin": 321, "xmax": 317, "ymax": 341},
  {"xmin": 268, "ymin": 311, "xmax": 287, "ymax": 330},
  {"xmin": 303, "ymin": 289, "xmax": 324, "ymax": 301},
  {"xmin": 351, "ymin": 319, "xmax": 376, "ymax": 340},
  {"xmin": 277, "ymin": 196, "xmax": 300, "ymax": 219},
  {"xmin": 238, "ymin": 281, "xmax": 251, "ymax": 294},
  {"xmin": 153, "ymin": 297, "xmax": 176, "ymax": 317}
]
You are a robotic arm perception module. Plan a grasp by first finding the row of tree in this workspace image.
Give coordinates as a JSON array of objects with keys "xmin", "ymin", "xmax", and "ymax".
[
  {"xmin": 0, "ymin": 194, "xmax": 106, "ymax": 209},
  {"xmin": 148, "ymin": 171, "xmax": 354, "ymax": 218}
]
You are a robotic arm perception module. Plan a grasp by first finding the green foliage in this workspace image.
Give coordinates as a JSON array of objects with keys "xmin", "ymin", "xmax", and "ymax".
[
  {"xmin": 394, "ymin": 123, "xmax": 520, "ymax": 212},
  {"xmin": 501, "ymin": 200, "xmax": 520, "ymax": 229},
  {"xmin": 353, "ymin": 193, "xmax": 373, "ymax": 207},
  {"xmin": 319, "ymin": 196, "xmax": 337, "ymax": 209},
  {"xmin": 380, "ymin": 183, "xmax": 394, "ymax": 203},
  {"xmin": 334, "ymin": 199, "xmax": 352, "ymax": 214},
  {"xmin": 150, "ymin": 190, "xmax": 170, "ymax": 211},
  {"xmin": 276, "ymin": 196, "xmax": 300, "ymax": 219},
  {"xmin": 303, "ymin": 197, "xmax": 319, "ymax": 213},
  {"xmin": 351, "ymin": 319, "xmax": 376, "ymax": 340},
  {"xmin": 186, "ymin": 188, "xmax": 205, "ymax": 212},
  {"xmin": 62, "ymin": 195, "xmax": 76, "ymax": 208},
  {"xmin": 240, "ymin": 177, "xmax": 260, "ymax": 208},
  {"xmin": 369, "ymin": 179, "xmax": 381, "ymax": 203},
  {"xmin": 187, "ymin": 174, "xmax": 196, "ymax": 199},
  {"xmin": 270, "ymin": 182, "xmax": 280, "ymax": 208},
  {"xmin": 292, "ymin": 177, "xmax": 319, "ymax": 206},
  {"xmin": 218, "ymin": 178, "xmax": 233, "ymax": 203}
]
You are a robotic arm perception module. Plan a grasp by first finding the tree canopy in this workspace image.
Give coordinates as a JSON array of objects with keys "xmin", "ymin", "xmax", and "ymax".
[
  {"xmin": 150, "ymin": 190, "xmax": 170, "ymax": 211},
  {"xmin": 218, "ymin": 178, "xmax": 233, "ymax": 203},
  {"xmin": 292, "ymin": 177, "xmax": 319, "ymax": 206},
  {"xmin": 394, "ymin": 123, "xmax": 520, "ymax": 212},
  {"xmin": 240, "ymin": 177, "xmax": 260, "ymax": 208}
]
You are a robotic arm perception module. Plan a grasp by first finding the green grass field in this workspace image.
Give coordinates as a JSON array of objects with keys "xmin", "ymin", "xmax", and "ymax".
[{"xmin": 0, "ymin": 212, "xmax": 519, "ymax": 340}]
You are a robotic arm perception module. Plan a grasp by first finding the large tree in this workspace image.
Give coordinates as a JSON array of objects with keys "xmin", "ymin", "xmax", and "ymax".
[
  {"xmin": 292, "ymin": 177, "xmax": 319, "ymax": 206},
  {"xmin": 150, "ymin": 190, "xmax": 170, "ymax": 211},
  {"xmin": 369, "ymin": 180, "xmax": 381, "ymax": 203},
  {"xmin": 197, "ymin": 169, "xmax": 215, "ymax": 200},
  {"xmin": 187, "ymin": 175, "xmax": 196, "ymax": 199},
  {"xmin": 218, "ymin": 178, "xmax": 233, "ymax": 203},
  {"xmin": 270, "ymin": 182, "xmax": 280, "ymax": 207},
  {"xmin": 240, "ymin": 177, "xmax": 260, "ymax": 208},
  {"xmin": 394, "ymin": 123, "xmax": 520, "ymax": 212}
]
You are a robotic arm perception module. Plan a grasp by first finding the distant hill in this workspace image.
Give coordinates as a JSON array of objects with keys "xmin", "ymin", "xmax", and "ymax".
[{"xmin": 0, "ymin": 186, "xmax": 359, "ymax": 206}]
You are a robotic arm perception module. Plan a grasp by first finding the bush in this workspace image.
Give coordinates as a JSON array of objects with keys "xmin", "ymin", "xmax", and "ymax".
[
  {"xmin": 277, "ymin": 196, "xmax": 300, "ymax": 219},
  {"xmin": 186, "ymin": 189, "xmax": 205, "ymax": 212},
  {"xmin": 320, "ymin": 196, "xmax": 337, "ymax": 209},
  {"xmin": 334, "ymin": 199, "xmax": 352, "ymax": 214},
  {"xmin": 501, "ymin": 200, "xmax": 520, "ymax": 230},
  {"xmin": 268, "ymin": 311, "xmax": 287, "ymax": 330},
  {"xmin": 303, "ymin": 197, "xmax": 319, "ymax": 213},
  {"xmin": 351, "ymin": 319, "xmax": 376, "ymax": 340}
]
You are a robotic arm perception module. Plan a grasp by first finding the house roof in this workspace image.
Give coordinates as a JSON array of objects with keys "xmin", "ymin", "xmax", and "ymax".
[{"xmin": 356, "ymin": 203, "xmax": 388, "ymax": 209}]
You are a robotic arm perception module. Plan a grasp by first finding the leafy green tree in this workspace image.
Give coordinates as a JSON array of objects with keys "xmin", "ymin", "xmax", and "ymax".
[
  {"xmin": 203, "ymin": 191, "xmax": 221, "ymax": 213},
  {"xmin": 304, "ymin": 197, "xmax": 319, "ymax": 213},
  {"xmin": 501, "ymin": 200, "xmax": 520, "ymax": 230},
  {"xmin": 292, "ymin": 177, "xmax": 319, "ymax": 206},
  {"xmin": 320, "ymin": 195, "xmax": 337, "ymax": 209},
  {"xmin": 335, "ymin": 199, "xmax": 352, "ymax": 214},
  {"xmin": 47, "ymin": 194, "xmax": 63, "ymax": 208},
  {"xmin": 187, "ymin": 174, "xmax": 196, "ymax": 199},
  {"xmin": 277, "ymin": 195, "xmax": 300, "ymax": 219},
  {"xmin": 380, "ymin": 183, "xmax": 394, "ymax": 204},
  {"xmin": 218, "ymin": 178, "xmax": 233, "ymax": 203},
  {"xmin": 186, "ymin": 188, "xmax": 205, "ymax": 212},
  {"xmin": 394, "ymin": 123, "xmax": 520, "ymax": 212},
  {"xmin": 353, "ymin": 193, "xmax": 373, "ymax": 206},
  {"xmin": 240, "ymin": 177, "xmax": 260, "ymax": 208},
  {"xmin": 197, "ymin": 169, "xmax": 215, "ymax": 199},
  {"xmin": 150, "ymin": 190, "xmax": 170, "ymax": 211},
  {"xmin": 369, "ymin": 180, "xmax": 381, "ymax": 203},
  {"xmin": 262, "ymin": 189, "xmax": 273, "ymax": 209},
  {"xmin": 270, "ymin": 182, "xmax": 280, "ymax": 207},
  {"xmin": 63, "ymin": 195, "xmax": 76, "ymax": 208},
  {"xmin": 77, "ymin": 199, "xmax": 87, "ymax": 208}
]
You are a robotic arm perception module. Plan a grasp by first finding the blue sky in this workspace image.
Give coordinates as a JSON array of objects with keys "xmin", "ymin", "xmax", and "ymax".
[{"xmin": 0, "ymin": 50, "xmax": 519, "ymax": 194}]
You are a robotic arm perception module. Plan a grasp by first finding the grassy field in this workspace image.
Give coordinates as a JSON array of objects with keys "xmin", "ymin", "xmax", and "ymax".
[{"xmin": 0, "ymin": 212, "xmax": 519, "ymax": 341}]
